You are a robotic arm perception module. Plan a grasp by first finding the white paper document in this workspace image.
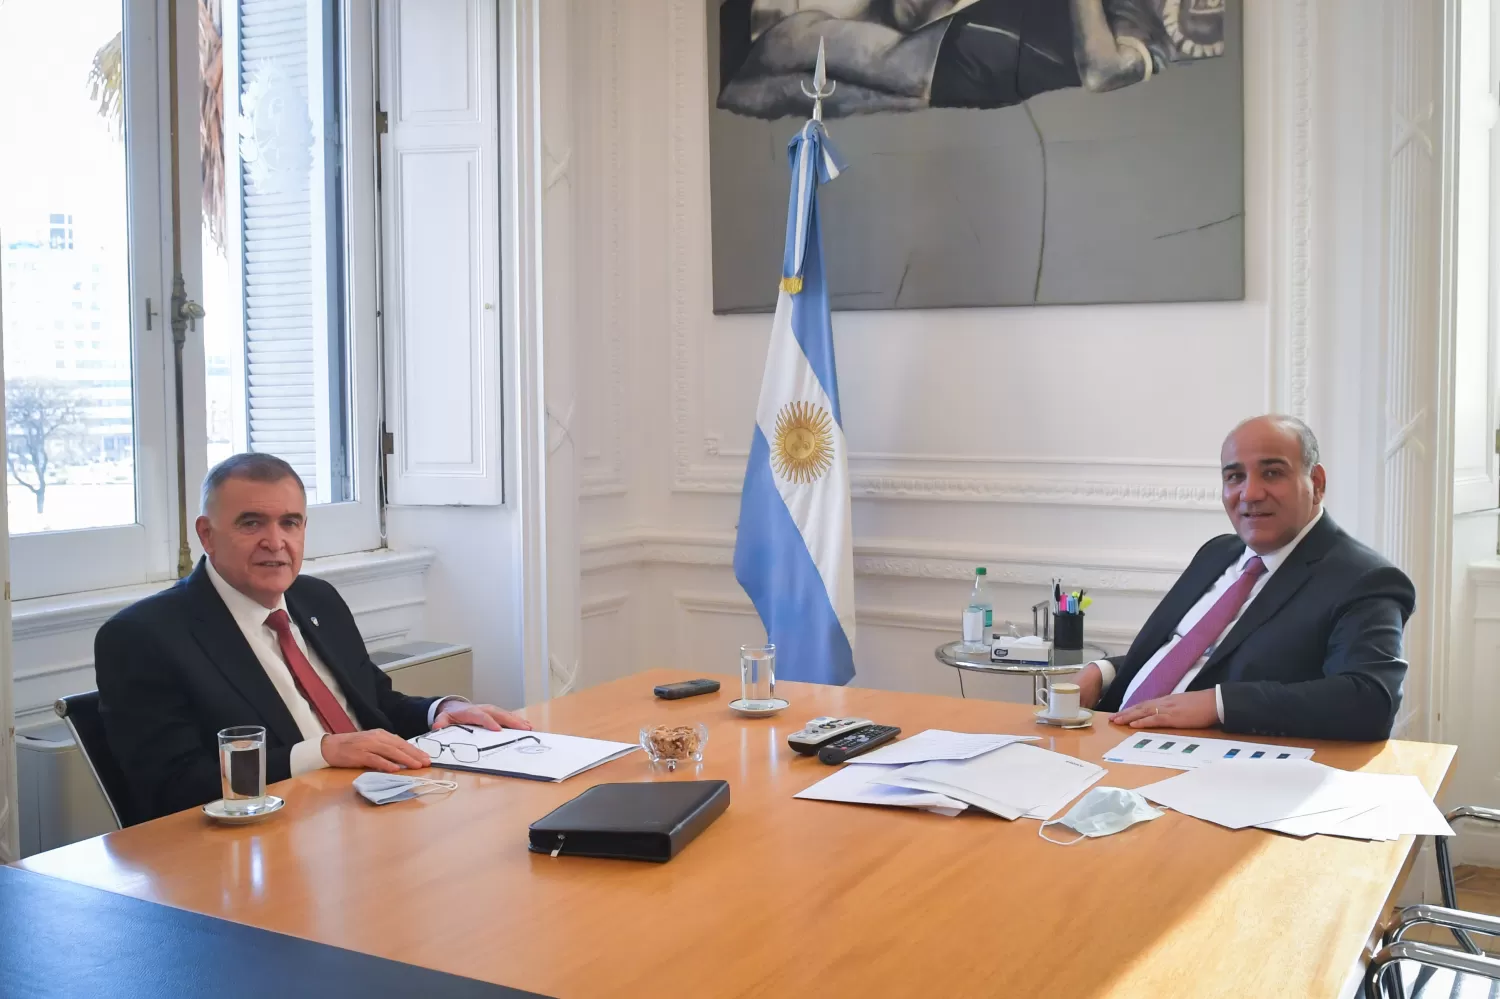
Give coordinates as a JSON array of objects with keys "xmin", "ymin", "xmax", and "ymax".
[
  {"xmin": 874, "ymin": 743, "xmax": 1106, "ymax": 820},
  {"xmin": 795, "ymin": 763, "xmax": 967, "ymax": 816},
  {"xmin": 1256, "ymin": 772, "xmax": 1452, "ymax": 840},
  {"xmin": 1137, "ymin": 758, "xmax": 1453, "ymax": 838},
  {"xmin": 410, "ymin": 726, "xmax": 638, "ymax": 782},
  {"xmin": 848, "ymin": 730, "xmax": 1039, "ymax": 767},
  {"xmin": 1104, "ymin": 733, "xmax": 1315, "ymax": 771}
]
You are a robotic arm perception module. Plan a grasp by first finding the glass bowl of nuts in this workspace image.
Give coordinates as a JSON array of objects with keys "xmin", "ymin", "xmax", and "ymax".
[{"xmin": 639, "ymin": 723, "xmax": 709, "ymax": 772}]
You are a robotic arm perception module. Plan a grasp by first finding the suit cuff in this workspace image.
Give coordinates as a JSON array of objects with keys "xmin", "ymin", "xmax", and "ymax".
[
  {"xmin": 1093, "ymin": 659, "xmax": 1116, "ymax": 692},
  {"xmin": 1215, "ymin": 685, "xmax": 1225, "ymax": 723},
  {"xmin": 290, "ymin": 738, "xmax": 330, "ymax": 776},
  {"xmin": 428, "ymin": 695, "xmax": 468, "ymax": 726}
]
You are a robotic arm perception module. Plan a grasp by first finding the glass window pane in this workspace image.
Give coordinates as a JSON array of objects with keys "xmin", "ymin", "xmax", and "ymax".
[
  {"xmin": 0, "ymin": 0, "xmax": 137, "ymax": 533},
  {"xmin": 204, "ymin": 0, "xmax": 353, "ymax": 505}
]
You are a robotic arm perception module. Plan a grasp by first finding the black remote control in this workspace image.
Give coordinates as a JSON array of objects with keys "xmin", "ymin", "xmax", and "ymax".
[{"xmin": 817, "ymin": 725, "xmax": 901, "ymax": 764}]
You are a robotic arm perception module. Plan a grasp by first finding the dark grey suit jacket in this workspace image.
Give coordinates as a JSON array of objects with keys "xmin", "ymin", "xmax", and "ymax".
[
  {"xmin": 95, "ymin": 559, "xmax": 439, "ymax": 821},
  {"xmin": 1095, "ymin": 514, "xmax": 1415, "ymax": 742}
]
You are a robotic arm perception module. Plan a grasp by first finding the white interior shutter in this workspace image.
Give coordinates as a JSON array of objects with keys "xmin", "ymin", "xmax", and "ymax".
[
  {"xmin": 235, "ymin": 0, "xmax": 322, "ymax": 498},
  {"xmin": 378, "ymin": 0, "xmax": 502, "ymax": 505}
]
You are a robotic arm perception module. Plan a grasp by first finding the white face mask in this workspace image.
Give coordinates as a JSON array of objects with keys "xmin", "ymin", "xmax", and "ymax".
[
  {"xmin": 1038, "ymin": 786, "xmax": 1164, "ymax": 845},
  {"xmin": 352, "ymin": 771, "xmax": 458, "ymax": 805}
]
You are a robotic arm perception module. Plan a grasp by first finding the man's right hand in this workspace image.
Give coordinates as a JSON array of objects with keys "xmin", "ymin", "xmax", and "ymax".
[
  {"xmin": 320, "ymin": 730, "xmax": 431, "ymax": 772},
  {"xmin": 1076, "ymin": 662, "xmax": 1104, "ymax": 709}
]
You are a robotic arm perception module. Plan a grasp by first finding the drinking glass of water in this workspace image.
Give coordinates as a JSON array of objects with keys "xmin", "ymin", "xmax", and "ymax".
[
  {"xmin": 740, "ymin": 644, "xmax": 777, "ymax": 709},
  {"xmin": 218, "ymin": 726, "xmax": 268, "ymax": 815}
]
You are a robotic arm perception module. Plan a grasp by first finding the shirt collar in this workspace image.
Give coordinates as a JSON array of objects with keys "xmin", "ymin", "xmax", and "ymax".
[
  {"xmin": 1238, "ymin": 506, "xmax": 1324, "ymax": 575},
  {"xmin": 203, "ymin": 556, "xmax": 289, "ymax": 633}
]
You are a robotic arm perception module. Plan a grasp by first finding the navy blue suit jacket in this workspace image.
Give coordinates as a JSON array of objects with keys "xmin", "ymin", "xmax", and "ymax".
[
  {"xmin": 1094, "ymin": 514, "xmax": 1415, "ymax": 742},
  {"xmin": 95, "ymin": 559, "xmax": 439, "ymax": 821}
]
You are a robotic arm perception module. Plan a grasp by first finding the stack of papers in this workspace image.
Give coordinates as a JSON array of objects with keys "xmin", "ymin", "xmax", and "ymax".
[
  {"xmin": 875, "ymin": 743, "xmax": 1105, "ymax": 820},
  {"xmin": 1104, "ymin": 733, "xmax": 1315, "ymax": 771},
  {"xmin": 793, "ymin": 730, "xmax": 1103, "ymax": 821},
  {"xmin": 409, "ymin": 726, "xmax": 638, "ymax": 782},
  {"xmin": 794, "ymin": 764, "xmax": 968, "ymax": 817},
  {"xmin": 1137, "ymin": 758, "xmax": 1453, "ymax": 840}
]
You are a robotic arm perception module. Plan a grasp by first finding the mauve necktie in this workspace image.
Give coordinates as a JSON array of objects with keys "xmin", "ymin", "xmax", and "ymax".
[
  {"xmin": 264, "ymin": 609, "xmax": 357, "ymax": 734},
  {"xmin": 1120, "ymin": 556, "xmax": 1267, "ymax": 709}
]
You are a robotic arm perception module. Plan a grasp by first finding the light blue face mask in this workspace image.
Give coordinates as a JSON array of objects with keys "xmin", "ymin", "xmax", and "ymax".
[
  {"xmin": 1038, "ymin": 786, "xmax": 1164, "ymax": 845},
  {"xmin": 352, "ymin": 771, "xmax": 458, "ymax": 805}
]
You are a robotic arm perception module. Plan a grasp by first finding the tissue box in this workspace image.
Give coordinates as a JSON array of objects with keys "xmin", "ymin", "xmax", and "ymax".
[{"xmin": 990, "ymin": 634, "xmax": 1052, "ymax": 664}]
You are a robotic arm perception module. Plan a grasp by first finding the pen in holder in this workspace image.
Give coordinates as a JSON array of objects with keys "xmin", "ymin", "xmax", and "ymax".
[{"xmin": 1052, "ymin": 611, "xmax": 1084, "ymax": 652}]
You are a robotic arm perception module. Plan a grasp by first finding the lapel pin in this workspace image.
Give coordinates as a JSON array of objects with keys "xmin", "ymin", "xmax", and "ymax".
[{"xmin": 310, "ymin": 616, "xmax": 319, "ymax": 627}]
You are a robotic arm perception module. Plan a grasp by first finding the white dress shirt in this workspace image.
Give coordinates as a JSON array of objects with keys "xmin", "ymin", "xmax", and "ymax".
[
  {"xmin": 204, "ymin": 559, "xmax": 463, "ymax": 776},
  {"xmin": 1095, "ymin": 507, "xmax": 1325, "ymax": 720}
]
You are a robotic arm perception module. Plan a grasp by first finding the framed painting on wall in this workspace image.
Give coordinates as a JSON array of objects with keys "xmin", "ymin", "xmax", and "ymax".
[{"xmin": 709, "ymin": 0, "xmax": 1243, "ymax": 313}]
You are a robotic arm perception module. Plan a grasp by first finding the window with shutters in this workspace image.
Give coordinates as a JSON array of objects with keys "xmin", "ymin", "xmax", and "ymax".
[
  {"xmin": 0, "ymin": 0, "xmax": 383, "ymax": 598},
  {"xmin": 206, "ymin": 0, "xmax": 351, "ymax": 503},
  {"xmin": 203, "ymin": 0, "xmax": 380, "ymax": 556}
]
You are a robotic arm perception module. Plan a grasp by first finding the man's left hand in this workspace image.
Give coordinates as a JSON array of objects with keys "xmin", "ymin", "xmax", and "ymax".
[
  {"xmin": 432, "ymin": 702, "xmax": 533, "ymax": 732},
  {"xmin": 1109, "ymin": 690, "xmax": 1218, "ymax": 729}
]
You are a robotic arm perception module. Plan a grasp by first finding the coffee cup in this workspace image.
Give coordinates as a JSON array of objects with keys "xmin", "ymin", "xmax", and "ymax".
[{"xmin": 1036, "ymin": 682, "xmax": 1082, "ymax": 721}]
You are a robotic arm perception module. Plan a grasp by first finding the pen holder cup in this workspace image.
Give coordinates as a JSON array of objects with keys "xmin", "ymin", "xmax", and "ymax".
[{"xmin": 1052, "ymin": 612, "xmax": 1084, "ymax": 651}]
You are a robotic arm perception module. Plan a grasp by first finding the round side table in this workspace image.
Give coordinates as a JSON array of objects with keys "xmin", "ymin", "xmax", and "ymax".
[{"xmin": 934, "ymin": 640, "xmax": 1109, "ymax": 701}]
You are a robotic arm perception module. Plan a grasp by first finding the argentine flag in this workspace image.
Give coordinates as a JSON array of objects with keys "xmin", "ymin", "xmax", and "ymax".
[{"xmin": 733, "ymin": 120, "xmax": 855, "ymax": 686}]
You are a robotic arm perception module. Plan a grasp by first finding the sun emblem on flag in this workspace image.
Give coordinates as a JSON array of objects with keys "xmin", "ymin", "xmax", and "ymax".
[{"xmin": 771, "ymin": 401, "xmax": 835, "ymax": 484}]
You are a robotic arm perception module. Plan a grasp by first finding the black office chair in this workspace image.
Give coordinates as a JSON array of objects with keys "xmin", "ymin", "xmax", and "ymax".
[{"xmin": 54, "ymin": 691, "xmax": 142, "ymax": 829}]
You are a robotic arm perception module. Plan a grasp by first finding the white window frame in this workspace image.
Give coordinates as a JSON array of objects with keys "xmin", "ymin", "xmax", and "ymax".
[
  {"xmin": 9, "ymin": 0, "xmax": 176, "ymax": 600},
  {"xmin": 10, "ymin": 0, "xmax": 384, "ymax": 599}
]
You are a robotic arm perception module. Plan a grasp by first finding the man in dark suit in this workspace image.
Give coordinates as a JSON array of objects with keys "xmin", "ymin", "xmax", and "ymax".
[
  {"xmin": 96, "ymin": 453, "xmax": 530, "ymax": 821},
  {"xmin": 1078, "ymin": 415, "xmax": 1415, "ymax": 742}
]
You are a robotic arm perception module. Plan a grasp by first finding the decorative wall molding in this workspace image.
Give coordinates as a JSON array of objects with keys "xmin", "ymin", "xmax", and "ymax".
[
  {"xmin": 670, "ymin": 463, "xmax": 1221, "ymax": 509},
  {"xmin": 585, "ymin": 530, "xmax": 1184, "ymax": 593},
  {"xmin": 582, "ymin": 592, "xmax": 630, "ymax": 619},
  {"xmin": 578, "ymin": 0, "xmax": 626, "ymax": 499},
  {"xmin": 1379, "ymin": 0, "xmax": 1445, "ymax": 740},
  {"xmin": 671, "ymin": 592, "xmax": 1138, "ymax": 650}
]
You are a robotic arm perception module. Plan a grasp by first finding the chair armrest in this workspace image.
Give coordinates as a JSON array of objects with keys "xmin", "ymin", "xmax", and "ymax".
[
  {"xmin": 1387, "ymin": 904, "xmax": 1500, "ymax": 945},
  {"xmin": 1447, "ymin": 805, "xmax": 1500, "ymax": 825},
  {"xmin": 1366, "ymin": 940, "xmax": 1500, "ymax": 997}
]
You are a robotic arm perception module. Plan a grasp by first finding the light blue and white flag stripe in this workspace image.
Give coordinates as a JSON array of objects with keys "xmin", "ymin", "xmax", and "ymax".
[{"xmin": 733, "ymin": 121, "xmax": 855, "ymax": 686}]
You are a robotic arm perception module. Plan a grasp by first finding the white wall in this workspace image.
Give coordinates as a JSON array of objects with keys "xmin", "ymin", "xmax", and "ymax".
[{"xmin": 571, "ymin": 0, "xmax": 1453, "ymax": 713}]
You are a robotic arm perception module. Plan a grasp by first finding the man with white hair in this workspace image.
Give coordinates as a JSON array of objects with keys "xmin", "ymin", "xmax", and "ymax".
[{"xmin": 96, "ymin": 452, "xmax": 530, "ymax": 822}]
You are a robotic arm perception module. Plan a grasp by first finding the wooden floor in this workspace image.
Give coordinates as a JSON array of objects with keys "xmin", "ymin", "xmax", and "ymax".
[{"xmin": 1398, "ymin": 865, "xmax": 1500, "ymax": 949}]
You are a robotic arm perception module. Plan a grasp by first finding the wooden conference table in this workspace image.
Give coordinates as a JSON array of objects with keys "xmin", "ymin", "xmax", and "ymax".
[{"xmin": 18, "ymin": 669, "xmax": 1454, "ymax": 998}]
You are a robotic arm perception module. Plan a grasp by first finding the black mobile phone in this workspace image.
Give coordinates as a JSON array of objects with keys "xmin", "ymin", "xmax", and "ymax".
[{"xmin": 653, "ymin": 678, "xmax": 722, "ymax": 700}]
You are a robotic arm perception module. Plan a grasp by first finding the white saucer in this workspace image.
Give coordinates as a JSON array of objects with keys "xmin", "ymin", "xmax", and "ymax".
[
  {"xmin": 729, "ymin": 697, "xmax": 790, "ymax": 718},
  {"xmin": 202, "ymin": 795, "xmax": 285, "ymax": 824},
  {"xmin": 1034, "ymin": 706, "xmax": 1095, "ymax": 729}
]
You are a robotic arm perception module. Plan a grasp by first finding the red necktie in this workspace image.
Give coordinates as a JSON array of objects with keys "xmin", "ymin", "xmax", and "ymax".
[
  {"xmin": 1121, "ymin": 556, "xmax": 1267, "ymax": 709},
  {"xmin": 264, "ymin": 609, "xmax": 357, "ymax": 734}
]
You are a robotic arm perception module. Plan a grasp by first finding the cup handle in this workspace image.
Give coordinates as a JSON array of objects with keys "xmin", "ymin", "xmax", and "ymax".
[{"xmin": 1035, "ymin": 688, "xmax": 1050, "ymax": 708}]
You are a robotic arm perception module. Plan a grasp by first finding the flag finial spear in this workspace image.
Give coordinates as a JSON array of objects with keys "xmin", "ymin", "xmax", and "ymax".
[{"xmin": 800, "ymin": 38, "xmax": 836, "ymax": 122}]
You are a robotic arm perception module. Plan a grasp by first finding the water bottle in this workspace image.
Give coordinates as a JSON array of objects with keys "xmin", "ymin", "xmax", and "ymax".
[{"xmin": 960, "ymin": 567, "xmax": 992, "ymax": 653}]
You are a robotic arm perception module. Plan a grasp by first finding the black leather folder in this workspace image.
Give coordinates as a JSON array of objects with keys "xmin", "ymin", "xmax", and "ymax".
[{"xmin": 528, "ymin": 780, "xmax": 730, "ymax": 862}]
